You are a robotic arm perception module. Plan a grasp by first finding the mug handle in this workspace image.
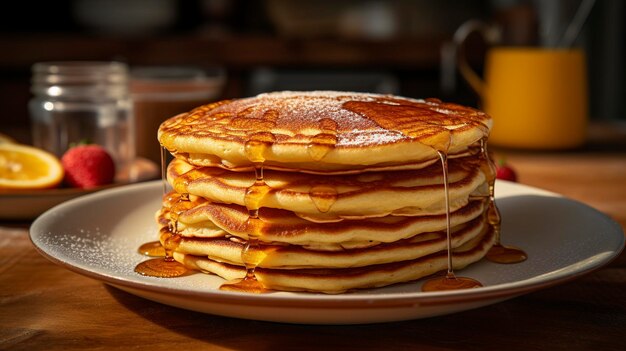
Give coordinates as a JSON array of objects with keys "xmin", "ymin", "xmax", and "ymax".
[{"xmin": 453, "ymin": 20, "xmax": 501, "ymax": 98}]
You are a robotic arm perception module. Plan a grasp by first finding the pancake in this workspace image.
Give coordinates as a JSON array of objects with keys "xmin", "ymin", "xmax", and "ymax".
[
  {"xmin": 164, "ymin": 214, "xmax": 488, "ymax": 269},
  {"xmin": 160, "ymin": 192, "xmax": 486, "ymax": 249},
  {"xmin": 158, "ymin": 91, "xmax": 492, "ymax": 173},
  {"xmin": 172, "ymin": 223, "xmax": 495, "ymax": 294},
  {"xmin": 167, "ymin": 157, "xmax": 488, "ymax": 221}
]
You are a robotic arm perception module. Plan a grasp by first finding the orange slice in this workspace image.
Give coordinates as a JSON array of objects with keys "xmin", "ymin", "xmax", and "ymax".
[{"xmin": 0, "ymin": 144, "xmax": 64, "ymax": 190}]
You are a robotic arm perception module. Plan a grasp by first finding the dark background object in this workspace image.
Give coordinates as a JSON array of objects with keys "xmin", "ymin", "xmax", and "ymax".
[{"xmin": 0, "ymin": 0, "xmax": 623, "ymax": 144}]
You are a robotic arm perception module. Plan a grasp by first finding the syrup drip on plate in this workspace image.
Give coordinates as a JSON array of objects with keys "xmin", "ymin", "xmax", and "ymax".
[
  {"xmin": 479, "ymin": 139, "xmax": 528, "ymax": 264},
  {"xmin": 137, "ymin": 241, "xmax": 165, "ymax": 257},
  {"xmin": 134, "ymin": 232, "xmax": 189, "ymax": 278},
  {"xmin": 134, "ymin": 146, "xmax": 190, "ymax": 278},
  {"xmin": 133, "ymin": 255, "xmax": 188, "ymax": 278}
]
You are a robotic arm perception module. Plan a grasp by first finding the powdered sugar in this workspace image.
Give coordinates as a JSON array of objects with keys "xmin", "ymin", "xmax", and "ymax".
[
  {"xmin": 338, "ymin": 130, "xmax": 406, "ymax": 146},
  {"xmin": 39, "ymin": 228, "xmax": 139, "ymax": 274},
  {"xmin": 227, "ymin": 91, "xmax": 435, "ymax": 146}
]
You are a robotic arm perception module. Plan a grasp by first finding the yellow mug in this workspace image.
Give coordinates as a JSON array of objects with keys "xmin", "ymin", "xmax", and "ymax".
[{"xmin": 456, "ymin": 23, "xmax": 588, "ymax": 149}]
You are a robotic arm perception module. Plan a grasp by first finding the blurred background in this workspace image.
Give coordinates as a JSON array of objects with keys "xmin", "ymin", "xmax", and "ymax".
[{"xmin": 0, "ymin": 0, "xmax": 624, "ymax": 144}]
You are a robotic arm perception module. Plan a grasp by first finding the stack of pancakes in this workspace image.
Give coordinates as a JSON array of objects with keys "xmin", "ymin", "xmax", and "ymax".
[{"xmin": 157, "ymin": 91, "xmax": 496, "ymax": 293}]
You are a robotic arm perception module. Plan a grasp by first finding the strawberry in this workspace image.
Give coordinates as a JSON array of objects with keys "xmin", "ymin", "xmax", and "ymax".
[
  {"xmin": 495, "ymin": 158, "xmax": 517, "ymax": 182},
  {"xmin": 61, "ymin": 144, "xmax": 116, "ymax": 188}
]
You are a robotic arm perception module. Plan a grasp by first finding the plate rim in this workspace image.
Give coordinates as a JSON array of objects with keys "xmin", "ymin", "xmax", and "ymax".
[{"xmin": 29, "ymin": 180, "xmax": 625, "ymax": 309}]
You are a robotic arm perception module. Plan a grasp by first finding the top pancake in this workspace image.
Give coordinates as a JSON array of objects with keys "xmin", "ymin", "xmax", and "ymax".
[{"xmin": 158, "ymin": 91, "xmax": 492, "ymax": 173}]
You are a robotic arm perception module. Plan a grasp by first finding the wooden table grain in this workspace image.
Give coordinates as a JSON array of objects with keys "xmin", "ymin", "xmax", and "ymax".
[{"xmin": 1, "ymin": 149, "xmax": 625, "ymax": 351}]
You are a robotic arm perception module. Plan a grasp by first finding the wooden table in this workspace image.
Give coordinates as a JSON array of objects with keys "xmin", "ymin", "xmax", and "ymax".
[{"xmin": 1, "ymin": 148, "xmax": 625, "ymax": 350}]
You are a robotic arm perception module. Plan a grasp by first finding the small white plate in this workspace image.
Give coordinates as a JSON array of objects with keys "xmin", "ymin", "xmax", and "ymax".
[
  {"xmin": 1, "ymin": 158, "xmax": 158, "ymax": 220},
  {"xmin": 30, "ymin": 180, "xmax": 624, "ymax": 324}
]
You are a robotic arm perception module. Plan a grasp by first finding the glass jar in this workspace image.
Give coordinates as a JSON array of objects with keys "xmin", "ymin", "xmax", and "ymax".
[{"xmin": 29, "ymin": 61, "xmax": 135, "ymax": 180}]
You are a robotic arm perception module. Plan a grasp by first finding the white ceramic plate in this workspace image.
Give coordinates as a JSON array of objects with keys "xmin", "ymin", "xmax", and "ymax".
[{"xmin": 30, "ymin": 180, "xmax": 624, "ymax": 324}]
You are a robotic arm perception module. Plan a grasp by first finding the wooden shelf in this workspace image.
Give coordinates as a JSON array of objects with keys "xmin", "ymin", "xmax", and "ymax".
[{"xmin": 0, "ymin": 33, "xmax": 446, "ymax": 70}]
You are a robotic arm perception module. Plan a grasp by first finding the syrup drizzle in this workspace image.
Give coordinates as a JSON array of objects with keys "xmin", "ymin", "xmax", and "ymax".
[
  {"xmin": 479, "ymin": 139, "xmax": 528, "ymax": 264},
  {"xmin": 160, "ymin": 144, "xmax": 168, "ymax": 194},
  {"xmin": 134, "ymin": 146, "xmax": 189, "ymax": 278},
  {"xmin": 219, "ymin": 131, "xmax": 276, "ymax": 293},
  {"xmin": 219, "ymin": 113, "xmax": 344, "ymax": 292},
  {"xmin": 307, "ymin": 118, "xmax": 338, "ymax": 161},
  {"xmin": 421, "ymin": 151, "xmax": 482, "ymax": 291},
  {"xmin": 341, "ymin": 99, "xmax": 483, "ymax": 291},
  {"xmin": 309, "ymin": 184, "xmax": 338, "ymax": 213}
]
